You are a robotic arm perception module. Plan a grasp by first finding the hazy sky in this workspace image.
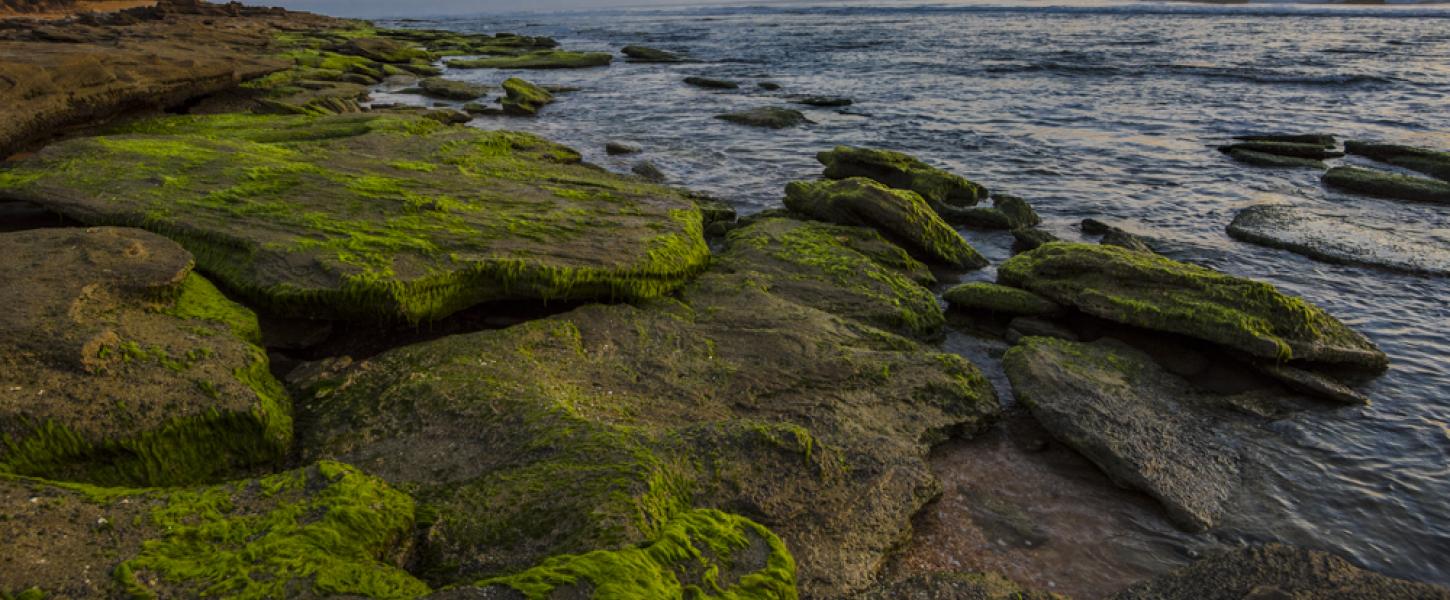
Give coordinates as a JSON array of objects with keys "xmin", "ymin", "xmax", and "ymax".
[{"xmin": 263, "ymin": 0, "xmax": 679, "ymax": 17}]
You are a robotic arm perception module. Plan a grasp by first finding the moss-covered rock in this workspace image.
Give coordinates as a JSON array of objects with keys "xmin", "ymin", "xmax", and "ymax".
[
  {"xmin": 1232, "ymin": 133, "xmax": 1335, "ymax": 148},
  {"xmin": 715, "ymin": 107, "xmax": 809, "ymax": 129},
  {"xmin": 1112, "ymin": 544, "xmax": 1450, "ymax": 600},
  {"xmin": 0, "ymin": 227, "xmax": 289, "ymax": 487},
  {"xmin": 621, "ymin": 45, "xmax": 685, "ymax": 62},
  {"xmin": 292, "ymin": 216, "xmax": 1000, "ymax": 597},
  {"xmin": 500, "ymin": 77, "xmax": 554, "ymax": 116},
  {"xmin": 784, "ymin": 177, "xmax": 988, "ymax": 269},
  {"xmin": 1011, "ymin": 227, "xmax": 1058, "ymax": 253},
  {"xmin": 1223, "ymin": 148, "xmax": 1326, "ymax": 169},
  {"xmin": 1216, "ymin": 142, "xmax": 1343, "ymax": 160},
  {"xmin": 684, "ymin": 76, "xmax": 740, "ymax": 89},
  {"xmin": 992, "ymin": 194, "xmax": 1040, "ymax": 228},
  {"xmin": 997, "ymin": 243, "xmax": 1387, "ymax": 370},
  {"xmin": 0, "ymin": 461, "xmax": 427, "ymax": 599},
  {"xmin": 1322, "ymin": 166, "xmax": 1450, "ymax": 205},
  {"xmin": 1344, "ymin": 141, "xmax": 1450, "ymax": 182},
  {"xmin": 817, "ymin": 146, "xmax": 987, "ymax": 208},
  {"xmin": 346, "ymin": 36, "xmax": 433, "ymax": 64},
  {"xmin": 447, "ymin": 51, "xmax": 613, "ymax": 69},
  {"xmin": 943, "ymin": 282, "xmax": 1060, "ymax": 316},
  {"xmin": 0, "ymin": 113, "xmax": 710, "ymax": 323},
  {"xmin": 419, "ymin": 77, "xmax": 490, "ymax": 101}
]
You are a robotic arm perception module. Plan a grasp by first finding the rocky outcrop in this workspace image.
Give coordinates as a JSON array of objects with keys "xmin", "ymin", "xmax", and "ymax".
[
  {"xmin": 784, "ymin": 177, "xmax": 988, "ymax": 269},
  {"xmin": 1228, "ymin": 204, "xmax": 1450, "ymax": 276},
  {"xmin": 716, "ymin": 107, "xmax": 809, "ymax": 128},
  {"xmin": 1344, "ymin": 141, "xmax": 1450, "ymax": 182},
  {"xmin": 0, "ymin": 113, "xmax": 710, "ymax": 322},
  {"xmin": 1323, "ymin": 166, "xmax": 1450, "ymax": 204},
  {"xmin": 0, "ymin": 227, "xmax": 289, "ymax": 487},
  {"xmin": 447, "ymin": 50, "xmax": 612, "ymax": 69},
  {"xmin": 1113, "ymin": 544, "xmax": 1450, "ymax": 600},
  {"xmin": 499, "ymin": 77, "xmax": 552, "ymax": 115},
  {"xmin": 817, "ymin": 146, "xmax": 988, "ymax": 208}
]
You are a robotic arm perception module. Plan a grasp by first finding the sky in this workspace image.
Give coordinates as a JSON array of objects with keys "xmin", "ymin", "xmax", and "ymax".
[{"xmin": 261, "ymin": 0, "xmax": 677, "ymax": 17}]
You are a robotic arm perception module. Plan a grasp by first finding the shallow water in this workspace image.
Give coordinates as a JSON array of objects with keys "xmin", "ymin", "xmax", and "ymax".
[{"xmin": 377, "ymin": 2, "xmax": 1450, "ymax": 595}]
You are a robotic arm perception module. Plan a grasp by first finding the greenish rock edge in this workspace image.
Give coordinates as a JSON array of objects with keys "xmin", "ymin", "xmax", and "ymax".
[{"xmin": 0, "ymin": 113, "xmax": 711, "ymax": 323}]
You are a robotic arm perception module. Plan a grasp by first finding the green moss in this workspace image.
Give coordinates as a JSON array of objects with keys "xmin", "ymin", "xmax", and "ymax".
[
  {"xmin": 783, "ymin": 177, "xmax": 987, "ymax": 269},
  {"xmin": 942, "ymin": 282, "xmax": 1059, "ymax": 316},
  {"xmin": 447, "ymin": 50, "xmax": 613, "ymax": 69},
  {"xmin": 161, "ymin": 273, "xmax": 262, "ymax": 345},
  {"xmin": 817, "ymin": 146, "xmax": 987, "ymax": 208},
  {"xmin": 500, "ymin": 77, "xmax": 555, "ymax": 116},
  {"xmin": 1, "ymin": 588, "xmax": 44, "ymax": 600}
]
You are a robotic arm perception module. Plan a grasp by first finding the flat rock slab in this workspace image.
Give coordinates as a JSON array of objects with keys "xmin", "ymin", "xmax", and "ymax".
[
  {"xmin": 1229, "ymin": 204, "xmax": 1450, "ymax": 276},
  {"xmin": 1323, "ymin": 166, "xmax": 1450, "ymax": 205},
  {"xmin": 0, "ymin": 461, "xmax": 427, "ymax": 598},
  {"xmin": 0, "ymin": 226, "xmax": 289, "ymax": 487},
  {"xmin": 1004, "ymin": 337, "xmax": 1242, "ymax": 531},
  {"xmin": 1113, "ymin": 544, "xmax": 1450, "ymax": 600},
  {"xmin": 997, "ymin": 243, "xmax": 1387, "ymax": 370},
  {"xmin": 0, "ymin": 113, "xmax": 709, "ymax": 322}
]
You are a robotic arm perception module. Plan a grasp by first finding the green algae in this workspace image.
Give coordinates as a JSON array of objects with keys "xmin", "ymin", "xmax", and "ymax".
[
  {"xmin": 817, "ymin": 146, "xmax": 987, "ymax": 208},
  {"xmin": 942, "ymin": 281, "xmax": 1060, "ymax": 316},
  {"xmin": 501, "ymin": 77, "xmax": 555, "ymax": 116},
  {"xmin": 161, "ymin": 273, "xmax": 263, "ymax": 345},
  {"xmin": 783, "ymin": 177, "xmax": 987, "ymax": 269}
]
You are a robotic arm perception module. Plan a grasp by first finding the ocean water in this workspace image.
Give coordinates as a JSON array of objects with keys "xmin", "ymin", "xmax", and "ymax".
[{"xmin": 374, "ymin": 2, "xmax": 1450, "ymax": 595}]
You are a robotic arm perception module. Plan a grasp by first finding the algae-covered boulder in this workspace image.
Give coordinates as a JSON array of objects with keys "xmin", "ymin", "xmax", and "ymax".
[
  {"xmin": 716, "ymin": 107, "xmax": 809, "ymax": 129},
  {"xmin": 1004, "ymin": 337, "xmax": 1244, "ymax": 531},
  {"xmin": 784, "ymin": 177, "xmax": 988, "ymax": 269},
  {"xmin": 817, "ymin": 146, "xmax": 987, "ymax": 208},
  {"xmin": 1217, "ymin": 142, "xmax": 1343, "ymax": 160},
  {"xmin": 419, "ymin": 77, "xmax": 490, "ymax": 100},
  {"xmin": 943, "ymin": 282, "xmax": 1060, "ymax": 316},
  {"xmin": 1322, "ymin": 166, "xmax": 1450, "ymax": 205},
  {"xmin": 0, "ymin": 113, "xmax": 709, "ymax": 322},
  {"xmin": 997, "ymin": 243, "xmax": 1387, "ymax": 370},
  {"xmin": 621, "ymin": 45, "xmax": 684, "ymax": 62},
  {"xmin": 1228, "ymin": 204, "xmax": 1450, "ymax": 276},
  {"xmin": 0, "ymin": 227, "xmax": 289, "ymax": 487},
  {"xmin": 0, "ymin": 461, "xmax": 428, "ymax": 599},
  {"xmin": 447, "ymin": 51, "xmax": 613, "ymax": 69},
  {"xmin": 1112, "ymin": 544, "xmax": 1450, "ymax": 600},
  {"xmin": 499, "ymin": 77, "xmax": 553, "ymax": 116},
  {"xmin": 1223, "ymin": 148, "xmax": 1326, "ymax": 169},
  {"xmin": 293, "ymin": 217, "xmax": 1000, "ymax": 596},
  {"xmin": 1344, "ymin": 141, "xmax": 1450, "ymax": 182}
]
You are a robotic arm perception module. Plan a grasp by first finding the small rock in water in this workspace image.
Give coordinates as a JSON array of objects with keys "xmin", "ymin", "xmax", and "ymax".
[
  {"xmin": 1223, "ymin": 148, "xmax": 1326, "ymax": 169},
  {"xmin": 784, "ymin": 177, "xmax": 987, "ymax": 269},
  {"xmin": 631, "ymin": 160, "xmax": 666, "ymax": 182},
  {"xmin": 684, "ymin": 76, "xmax": 740, "ymax": 89},
  {"xmin": 1344, "ymin": 141, "xmax": 1450, "ymax": 182},
  {"xmin": 1323, "ymin": 166, "xmax": 1450, "ymax": 205},
  {"xmin": 1232, "ymin": 133, "xmax": 1337, "ymax": 148},
  {"xmin": 715, "ymin": 106, "xmax": 809, "ymax": 129},
  {"xmin": 463, "ymin": 101, "xmax": 504, "ymax": 116},
  {"xmin": 621, "ymin": 44, "xmax": 683, "ymax": 62},
  {"xmin": 817, "ymin": 145, "xmax": 988, "ymax": 208},
  {"xmin": 1217, "ymin": 141, "xmax": 1343, "ymax": 160},
  {"xmin": 1100, "ymin": 229, "xmax": 1156, "ymax": 254},
  {"xmin": 500, "ymin": 77, "xmax": 554, "ymax": 116},
  {"xmin": 1011, "ymin": 227, "xmax": 1059, "ymax": 253},
  {"xmin": 943, "ymin": 282, "xmax": 1061, "ymax": 316},
  {"xmin": 757, "ymin": 81, "xmax": 782, "ymax": 90},
  {"xmin": 993, "ymin": 194, "xmax": 1041, "ymax": 228},
  {"xmin": 605, "ymin": 141, "xmax": 642, "ymax": 155},
  {"xmin": 791, "ymin": 95, "xmax": 853, "ymax": 107}
]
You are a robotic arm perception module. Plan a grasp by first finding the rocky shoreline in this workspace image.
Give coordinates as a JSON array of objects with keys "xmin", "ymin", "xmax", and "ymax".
[{"xmin": 2, "ymin": 2, "xmax": 1448, "ymax": 599}]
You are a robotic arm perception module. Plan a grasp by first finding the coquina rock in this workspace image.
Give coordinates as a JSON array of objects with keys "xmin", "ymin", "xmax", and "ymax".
[
  {"xmin": 1112, "ymin": 544, "xmax": 1450, "ymax": 600},
  {"xmin": 0, "ymin": 113, "xmax": 710, "ymax": 323},
  {"xmin": 817, "ymin": 146, "xmax": 988, "ymax": 208},
  {"xmin": 0, "ymin": 227, "xmax": 289, "ymax": 487},
  {"xmin": 784, "ymin": 177, "xmax": 988, "ymax": 269}
]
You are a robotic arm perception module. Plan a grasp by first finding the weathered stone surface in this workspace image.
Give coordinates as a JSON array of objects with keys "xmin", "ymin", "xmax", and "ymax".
[
  {"xmin": 943, "ymin": 282, "xmax": 1060, "ymax": 316},
  {"xmin": 0, "ymin": 227, "xmax": 289, "ymax": 487},
  {"xmin": 1113, "ymin": 544, "xmax": 1450, "ymax": 600},
  {"xmin": 0, "ymin": 113, "xmax": 710, "ymax": 323},
  {"xmin": 1345, "ymin": 141, "xmax": 1450, "ymax": 182},
  {"xmin": 1228, "ymin": 204, "xmax": 1450, "ymax": 276},
  {"xmin": 0, "ymin": 461, "xmax": 428, "ymax": 598},
  {"xmin": 785, "ymin": 177, "xmax": 988, "ymax": 269},
  {"xmin": 997, "ymin": 243, "xmax": 1387, "ymax": 370},
  {"xmin": 716, "ymin": 107, "xmax": 809, "ymax": 129},
  {"xmin": 447, "ymin": 50, "xmax": 612, "ymax": 69},
  {"xmin": 499, "ymin": 76, "xmax": 552, "ymax": 116},
  {"xmin": 684, "ymin": 76, "xmax": 740, "ymax": 89},
  {"xmin": 1224, "ymin": 148, "xmax": 1326, "ymax": 169},
  {"xmin": 419, "ymin": 76, "xmax": 490, "ymax": 100},
  {"xmin": 292, "ymin": 216, "xmax": 1000, "ymax": 596},
  {"xmin": 818, "ymin": 146, "xmax": 987, "ymax": 208},
  {"xmin": 1218, "ymin": 142, "xmax": 1343, "ymax": 160},
  {"xmin": 1004, "ymin": 337, "xmax": 1243, "ymax": 531},
  {"xmin": 852, "ymin": 572, "xmax": 1060, "ymax": 600},
  {"xmin": 621, "ymin": 44, "xmax": 683, "ymax": 62},
  {"xmin": 1323, "ymin": 166, "xmax": 1450, "ymax": 205}
]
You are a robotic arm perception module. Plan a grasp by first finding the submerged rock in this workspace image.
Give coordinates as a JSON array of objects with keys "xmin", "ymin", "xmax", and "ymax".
[
  {"xmin": 817, "ymin": 146, "xmax": 988, "ymax": 208},
  {"xmin": 716, "ymin": 106, "xmax": 809, "ymax": 129},
  {"xmin": 684, "ymin": 76, "xmax": 740, "ymax": 89},
  {"xmin": 784, "ymin": 177, "xmax": 989, "ymax": 269},
  {"xmin": 1004, "ymin": 337, "xmax": 1244, "ymax": 531},
  {"xmin": 1217, "ymin": 141, "xmax": 1343, "ymax": 160},
  {"xmin": 0, "ymin": 227, "xmax": 289, "ymax": 487},
  {"xmin": 758, "ymin": 81, "xmax": 783, "ymax": 91},
  {"xmin": 1344, "ymin": 141, "xmax": 1450, "ymax": 182},
  {"xmin": 1223, "ymin": 148, "xmax": 1326, "ymax": 169},
  {"xmin": 605, "ymin": 140, "xmax": 642, "ymax": 155},
  {"xmin": 499, "ymin": 76, "xmax": 553, "ymax": 115},
  {"xmin": 1232, "ymin": 133, "xmax": 1336, "ymax": 148},
  {"xmin": 0, "ymin": 461, "xmax": 427, "ymax": 598},
  {"xmin": 852, "ymin": 572, "xmax": 1058, "ymax": 600},
  {"xmin": 419, "ymin": 76, "xmax": 490, "ymax": 100},
  {"xmin": 0, "ymin": 113, "xmax": 710, "ymax": 322},
  {"xmin": 791, "ymin": 95, "xmax": 853, "ymax": 107},
  {"xmin": 1112, "ymin": 544, "xmax": 1450, "ymax": 600},
  {"xmin": 1227, "ymin": 204, "xmax": 1450, "ymax": 276},
  {"xmin": 1323, "ymin": 166, "xmax": 1450, "ymax": 205},
  {"xmin": 997, "ymin": 243, "xmax": 1388, "ymax": 370},
  {"xmin": 447, "ymin": 50, "xmax": 613, "ymax": 69},
  {"xmin": 943, "ymin": 282, "xmax": 1061, "ymax": 316},
  {"xmin": 621, "ymin": 44, "xmax": 684, "ymax": 62}
]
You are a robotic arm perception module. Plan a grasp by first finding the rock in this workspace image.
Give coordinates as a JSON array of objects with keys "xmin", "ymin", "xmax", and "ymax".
[
  {"xmin": 0, "ymin": 227, "xmax": 290, "ymax": 487},
  {"xmin": 716, "ymin": 106, "xmax": 810, "ymax": 129},
  {"xmin": 0, "ymin": 113, "xmax": 710, "ymax": 323},
  {"xmin": 1232, "ymin": 133, "xmax": 1336, "ymax": 148},
  {"xmin": 784, "ymin": 177, "xmax": 988, "ymax": 269},
  {"xmin": 499, "ymin": 76, "xmax": 553, "ymax": 116},
  {"xmin": 950, "ymin": 206, "xmax": 1015, "ymax": 229},
  {"xmin": 684, "ymin": 76, "xmax": 740, "ymax": 89},
  {"xmin": 1323, "ymin": 166, "xmax": 1450, "ymax": 204},
  {"xmin": 462, "ymin": 102, "xmax": 503, "ymax": 116},
  {"xmin": 963, "ymin": 487, "xmax": 1052, "ymax": 548},
  {"xmin": 758, "ymin": 81, "xmax": 782, "ymax": 90},
  {"xmin": 852, "ymin": 572, "xmax": 1059, "ymax": 600},
  {"xmin": 421, "ymin": 107, "xmax": 471, "ymax": 124},
  {"xmin": 997, "ymin": 243, "xmax": 1388, "ymax": 370},
  {"xmin": 0, "ymin": 461, "xmax": 428, "ymax": 598},
  {"xmin": 817, "ymin": 146, "xmax": 988, "ymax": 208},
  {"xmin": 1080, "ymin": 218, "xmax": 1115, "ymax": 235},
  {"xmin": 943, "ymin": 282, "xmax": 1060, "ymax": 316},
  {"xmin": 631, "ymin": 160, "xmax": 666, "ymax": 182},
  {"xmin": 620, "ymin": 44, "xmax": 683, "ymax": 62},
  {"xmin": 1100, "ymin": 229, "xmax": 1156, "ymax": 253},
  {"xmin": 292, "ymin": 216, "xmax": 1000, "ymax": 596},
  {"xmin": 1011, "ymin": 227, "xmax": 1058, "ymax": 252},
  {"xmin": 605, "ymin": 140, "xmax": 641, "ymax": 155},
  {"xmin": 993, "ymin": 193, "xmax": 1041, "ymax": 227},
  {"xmin": 345, "ymin": 36, "xmax": 431, "ymax": 63},
  {"xmin": 1006, "ymin": 316, "xmax": 1078, "ymax": 343},
  {"xmin": 1217, "ymin": 142, "xmax": 1344, "ymax": 160},
  {"xmin": 1250, "ymin": 361, "xmax": 1370, "ymax": 405},
  {"xmin": 1112, "ymin": 544, "xmax": 1450, "ymax": 600},
  {"xmin": 1224, "ymin": 148, "xmax": 1326, "ymax": 169},
  {"xmin": 256, "ymin": 80, "xmax": 369, "ymax": 115},
  {"xmin": 447, "ymin": 50, "xmax": 613, "ymax": 69},
  {"xmin": 1005, "ymin": 337, "xmax": 1243, "ymax": 531},
  {"xmin": 1227, "ymin": 204, "xmax": 1450, "ymax": 276},
  {"xmin": 418, "ymin": 76, "xmax": 489, "ymax": 100},
  {"xmin": 791, "ymin": 95, "xmax": 853, "ymax": 107},
  {"xmin": 1344, "ymin": 141, "xmax": 1450, "ymax": 182},
  {"xmin": 540, "ymin": 84, "xmax": 582, "ymax": 94}
]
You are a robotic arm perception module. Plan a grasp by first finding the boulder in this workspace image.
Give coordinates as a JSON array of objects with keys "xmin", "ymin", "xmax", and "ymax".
[
  {"xmin": 1006, "ymin": 316, "xmax": 1078, "ymax": 343},
  {"xmin": 447, "ymin": 51, "xmax": 612, "ymax": 69},
  {"xmin": 1113, "ymin": 544, "xmax": 1450, "ymax": 600},
  {"xmin": 784, "ymin": 177, "xmax": 988, "ymax": 269},
  {"xmin": 943, "ymin": 282, "xmax": 1060, "ymax": 316},
  {"xmin": 1223, "ymin": 148, "xmax": 1326, "ymax": 169},
  {"xmin": 631, "ymin": 160, "xmax": 667, "ymax": 182},
  {"xmin": 1344, "ymin": 141, "xmax": 1450, "ymax": 182},
  {"xmin": 817, "ymin": 146, "xmax": 988, "ymax": 208},
  {"xmin": 0, "ymin": 113, "xmax": 710, "ymax": 322},
  {"xmin": 292, "ymin": 216, "xmax": 1000, "ymax": 596},
  {"xmin": 684, "ymin": 76, "xmax": 740, "ymax": 89},
  {"xmin": 605, "ymin": 140, "xmax": 641, "ymax": 155},
  {"xmin": 418, "ymin": 76, "xmax": 489, "ymax": 100},
  {"xmin": 1228, "ymin": 204, "xmax": 1450, "ymax": 276},
  {"xmin": 949, "ymin": 206, "xmax": 1015, "ymax": 229},
  {"xmin": 1217, "ymin": 142, "xmax": 1343, "ymax": 160},
  {"xmin": 997, "ymin": 243, "xmax": 1387, "ymax": 370},
  {"xmin": 1004, "ymin": 337, "xmax": 1244, "ymax": 531},
  {"xmin": 0, "ymin": 227, "xmax": 289, "ymax": 487},
  {"xmin": 499, "ymin": 76, "xmax": 553, "ymax": 115},
  {"xmin": 993, "ymin": 194, "xmax": 1041, "ymax": 227},
  {"xmin": 1322, "ymin": 166, "xmax": 1450, "ymax": 204},
  {"xmin": 620, "ymin": 44, "xmax": 683, "ymax": 62},
  {"xmin": 0, "ymin": 462, "xmax": 428, "ymax": 598},
  {"xmin": 1011, "ymin": 227, "xmax": 1058, "ymax": 252},
  {"xmin": 716, "ymin": 106, "xmax": 810, "ymax": 129},
  {"xmin": 1232, "ymin": 133, "xmax": 1336, "ymax": 148},
  {"xmin": 852, "ymin": 572, "xmax": 1059, "ymax": 600}
]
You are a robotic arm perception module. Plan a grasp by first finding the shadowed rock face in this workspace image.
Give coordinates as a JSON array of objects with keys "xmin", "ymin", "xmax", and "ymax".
[
  {"xmin": 1113, "ymin": 544, "xmax": 1450, "ymax": 600},
  {"xmin": 291, "ymin": 216, "xmax": 1000, "ymax": 597},
  {"xmin": 1228, "ymin": 204, "xmax": 1450, "ymax": 276},
  {"xmin": 0, "ymin": 226, "xmax": 290, "ymax": 487},
  {"xmin": 0, "ymin": 113, "xmax": 710, "ymax": 323}
]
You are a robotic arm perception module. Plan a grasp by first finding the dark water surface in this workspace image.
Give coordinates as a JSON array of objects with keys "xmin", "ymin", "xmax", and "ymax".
[{"xmin": 376, "ymin": 2, "xmax": 1450, "ymax": 596}]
